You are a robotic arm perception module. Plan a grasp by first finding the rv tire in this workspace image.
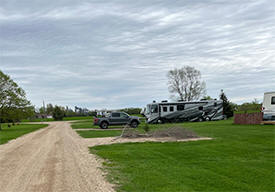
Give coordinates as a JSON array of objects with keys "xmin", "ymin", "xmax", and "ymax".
[
  {"xmin": 198, "ymin": 117, "xmax": 204, "ymax": 122},
  {"xmin": 205, "ymin": 116, "xmax": 211, "ymax": 121}
]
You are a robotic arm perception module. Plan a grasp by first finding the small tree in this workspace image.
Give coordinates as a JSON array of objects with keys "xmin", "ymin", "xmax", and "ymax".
[
  {"xmin": 46, "ymin": 103, "xmax": 54, "ymax": 115},
  {"xmin": 53, "ymin": 106, "xmax": 64, "ymax": 121},
  {"xmin": 220, "ymin": 90, "xmax": 234, "ymax": 118},
  {"xmin": 167, "ymin": 66, "xmax": 206, "ymax": 101},
  {"xmin": 143, "ymin": 124, "xmax": 150, "ymax": 133}
]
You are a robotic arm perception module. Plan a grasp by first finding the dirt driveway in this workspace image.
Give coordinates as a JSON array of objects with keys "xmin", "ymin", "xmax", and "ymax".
[{"xmin": 0, "ymin": 122, "xmax": 114, "ymax": 192}]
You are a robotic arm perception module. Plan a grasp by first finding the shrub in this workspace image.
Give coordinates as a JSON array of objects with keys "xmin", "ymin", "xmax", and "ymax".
[
  {"xmin": 53, "ymin": 106, "xmax": 64, "ymax": 121},
  {"xmin": 143, "ymin": 124, "xmax": 150, "ymax": 133}
]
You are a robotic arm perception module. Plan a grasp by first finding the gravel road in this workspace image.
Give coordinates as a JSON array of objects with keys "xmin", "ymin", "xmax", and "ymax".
[{"xmin": 0, "ymin": 122, "xmax": 114, "ymax": 192}]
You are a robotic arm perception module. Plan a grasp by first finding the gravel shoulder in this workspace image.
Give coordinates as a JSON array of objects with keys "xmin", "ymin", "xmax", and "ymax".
[{"xmin": 0, "ymin": 122, "xmax": 114, "ymax": 192}]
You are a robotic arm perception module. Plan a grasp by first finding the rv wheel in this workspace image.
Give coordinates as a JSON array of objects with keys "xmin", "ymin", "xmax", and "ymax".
[
  {"xmin": 205, "ymin": 116, "xmax": 211, "ymax": 121},
  {"xmin": 198, "ymin": 117, "xmax": 204, "ymax": 122},
  {"xmin": 158, "ymin": 119, "xmax": 165, "ymax": 124}
]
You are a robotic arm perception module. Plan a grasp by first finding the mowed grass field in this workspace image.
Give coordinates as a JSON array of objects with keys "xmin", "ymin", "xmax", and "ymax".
[
  {"xmin": 22, "ymin": 116, "xmax": 93, "ymax": 122},
  {"xmin": 0, "ymin": 123, "xmax": 48, "ymax": 145},
  {"xmin": 71, "ymin": 119, "xmax": 98, "ymax": 129},
  {"xmin": 89, "ymin": 120, "xmax": 275, "ymax": 192}
]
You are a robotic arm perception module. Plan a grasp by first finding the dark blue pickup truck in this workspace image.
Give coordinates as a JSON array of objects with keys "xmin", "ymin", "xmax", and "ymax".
[{"xmin": 94, "ymin": 112, "xmax": 140, "ymax": 129}]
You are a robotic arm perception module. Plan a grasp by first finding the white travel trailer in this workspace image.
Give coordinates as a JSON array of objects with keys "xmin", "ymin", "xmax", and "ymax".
[
  {"xmin": 262, "ymin": 92, "xmax": 275, "ymax": 121},
  {"xmin": 143, "ymin": 100, "xmax": 224, "ymax": 124}
]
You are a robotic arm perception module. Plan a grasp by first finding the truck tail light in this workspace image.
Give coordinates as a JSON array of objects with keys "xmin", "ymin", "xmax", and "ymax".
[{"xmin": 94, "ymin": 118, "xmax": 99, "ymax": 123}]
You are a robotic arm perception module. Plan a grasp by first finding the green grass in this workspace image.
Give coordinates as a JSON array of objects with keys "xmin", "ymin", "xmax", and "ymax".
[
  {"xmin": 0, "ymin": 123, "xmax": 48, "ymax": 145},
  {"xmin": 90, "ymin": 120, "xmax": 275, "ymax": 192},
  {"xmin": 71, "ymin": 119, "xmax": 97, "ymax": 129},
  {"xmin": 77, "ymin": 130, "xmax": 122, "ymax": 138},
  {"xmin": 22, "ymin": 116, "xmax": 93, "ymax": 122},
  {"xmin": 63, "ymin": 116, "xmax": 93, "ymax": 121},
  {"xmin": 21, "ymin": 118, "xmax": 54, "ymax": 122}
]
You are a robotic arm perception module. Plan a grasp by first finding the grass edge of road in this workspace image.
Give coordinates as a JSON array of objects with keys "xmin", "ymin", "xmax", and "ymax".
[
  {"xmin": 22, "ymin": 116, "xmax": 94, "ymax": 122},
  {"xmin": 90, "ymin": 120, "xmax": 275, "ymax": 192},
  {"xmin": 0, "ymin": 123, "xmax": 48, "ymax": 145}
]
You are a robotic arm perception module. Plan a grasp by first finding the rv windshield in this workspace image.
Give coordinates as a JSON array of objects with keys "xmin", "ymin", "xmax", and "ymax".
[
  {"xmin": 146, "ymin": 105, "xmax": 150, "ymax": 114},
  {"xmin": 151, "ymin": 104, "xmax": 158, "ymax": 113}
]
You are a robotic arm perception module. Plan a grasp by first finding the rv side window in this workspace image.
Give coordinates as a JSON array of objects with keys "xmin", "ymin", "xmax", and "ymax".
[
  {"xmin": 151, "ymin": 105, "xmax": 158, "ymax": 113},
  {"xmin": 177, "ymin": 105, "xmax": 185, "ymax": 111},
  {"xmin": 272, "ymin": 97, "xmax": 275, "ymax": 105},
  {"xmin": 163, "ymin": 106, "xmax": 167, "ymax": 112},
  {"xmin": 170, "ymin": 106, "xmax": 174, "ymax": 112}
]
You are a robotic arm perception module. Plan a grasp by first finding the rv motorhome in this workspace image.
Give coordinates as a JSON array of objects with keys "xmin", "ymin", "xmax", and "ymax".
[
  {"xmin": 262, "ymin": 92, "xmax": 275, "ymax": 121},
  {"xmin": 143, "ymin": 100, "xmax": 224, "ymax": 124}
]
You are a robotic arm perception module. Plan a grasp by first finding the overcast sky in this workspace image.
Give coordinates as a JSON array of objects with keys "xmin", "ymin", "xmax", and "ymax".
[{"xmin": 0, "ymin": 0, "xmax": 274, "ymax": 109}]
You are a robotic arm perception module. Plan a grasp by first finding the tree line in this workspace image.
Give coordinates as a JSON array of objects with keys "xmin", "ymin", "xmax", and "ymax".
[
  {"xmin": 0, "ymin": 68, "xmax": 262, "ymax": 128},
  {"xmin": 37, "ymin": 104, "xmax": 96, "ymax": 120}
]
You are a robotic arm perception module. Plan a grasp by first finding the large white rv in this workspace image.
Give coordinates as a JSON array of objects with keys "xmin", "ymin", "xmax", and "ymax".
[
  {"xmin": 143, "ymin": 100, "xmax": 224, "ymax": 124},
  {"xmin": 262, "ymin": 92, "xmax": 275, "ymax": 121}
]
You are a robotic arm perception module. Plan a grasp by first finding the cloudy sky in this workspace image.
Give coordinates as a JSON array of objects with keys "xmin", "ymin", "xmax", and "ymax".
[{"xmin": 0, "ymin": 0, "xmax": 274, "ymax": 109}]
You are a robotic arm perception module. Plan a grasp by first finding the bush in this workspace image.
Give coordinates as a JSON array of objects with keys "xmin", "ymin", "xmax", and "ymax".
[
  {"xmin": 143, "ymin": 124, "xmax": 150, "ymax": 133},
  {"xmin": 53, "ymin": 106, "xmax": 64, "ymax": 121}
]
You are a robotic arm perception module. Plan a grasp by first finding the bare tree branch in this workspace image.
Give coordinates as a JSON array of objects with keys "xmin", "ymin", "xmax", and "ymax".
[{"xmin": 167, "ymin": 66, "xmax": 206, "ymax": 101}]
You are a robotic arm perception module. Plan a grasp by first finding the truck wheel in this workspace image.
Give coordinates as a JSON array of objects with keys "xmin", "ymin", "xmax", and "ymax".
[
  {"xmin": 130, "ymin": 121, "xmax": 138, "ymax": 128},
  {"xmin": 100, "ymin": 122, "xmax": 108, "ymax": 129}
]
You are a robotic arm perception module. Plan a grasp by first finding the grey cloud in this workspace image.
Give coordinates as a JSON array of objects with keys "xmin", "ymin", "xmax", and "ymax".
[{"xmin": 0, "ymin": 0, "xmax": 274, "ymax": 109}]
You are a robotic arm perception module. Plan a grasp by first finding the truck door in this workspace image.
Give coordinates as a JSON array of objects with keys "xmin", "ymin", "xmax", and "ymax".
[
  {"xmin": 109, "ymin": 112, "xmax": 121, "ymax": 125},
  {"xmin": 120, "ymin": 113, "xmax": 130, "ymax": 124}
]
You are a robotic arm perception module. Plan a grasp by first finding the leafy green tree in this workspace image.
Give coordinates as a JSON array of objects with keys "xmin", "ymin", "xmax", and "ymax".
[
  {"xmin": 0, "ymin": 70, "xmax": 33, "ymax": 130},
  {"xmin": 52, "ymin": 106, "xmax": 64, "ymax": 121},
  {"xmin": 220, "ymin": 90, "xmax": 234, "ymax": 118},
  {"xmin": 39, "ymin": 107, "xmax": 46, "ymax": 114},
  {"xmin": 46, "ymin": 103, "xmax": 54, "ymax": 115}
]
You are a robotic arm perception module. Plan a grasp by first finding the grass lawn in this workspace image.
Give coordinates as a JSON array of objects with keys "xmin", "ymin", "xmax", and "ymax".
[
  {"xmin": 77, "ymin": 130, "xmax": 122, "ymax": 138},
  {"xmin": 0, "ymin": 123, "xmax": 48, "ymax": 145},
  {"xmin": 90, "ymin": 120, "xmax": 275, "ymax": 192},
  {"xmin": 71, "ymin": 119, "xmax": 98, "ymax": 129},
  {"xmin": 22, "ymin": 116, "xmax": 93, "ymax": 122}
]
